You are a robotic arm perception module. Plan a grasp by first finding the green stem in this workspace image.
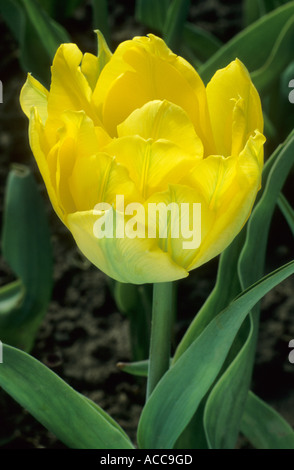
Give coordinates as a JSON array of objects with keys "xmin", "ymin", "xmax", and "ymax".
[{"xmin": 146, "ymin": 282, "xmax": 174, "ymax": 400}]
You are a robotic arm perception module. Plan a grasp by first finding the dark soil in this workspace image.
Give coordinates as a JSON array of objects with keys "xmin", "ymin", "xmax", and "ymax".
[{"xmin": 0, "ymin": 0, "xmax": 293, "ymax": 449}]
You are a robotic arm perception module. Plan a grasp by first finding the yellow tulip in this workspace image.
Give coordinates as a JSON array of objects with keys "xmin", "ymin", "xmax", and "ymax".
[{"xmin": 20, "ymin": 33, "xmax": 265, "ymax": 284}]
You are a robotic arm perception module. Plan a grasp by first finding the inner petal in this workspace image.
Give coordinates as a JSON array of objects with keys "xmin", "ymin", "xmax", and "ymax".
[
  {"xmin": 117, "ymin": 99, "xmax": 203, "ymax": 157},
  {"xmin": 104, "ymin": 136, "xmax": 198, "ymax": 200}
]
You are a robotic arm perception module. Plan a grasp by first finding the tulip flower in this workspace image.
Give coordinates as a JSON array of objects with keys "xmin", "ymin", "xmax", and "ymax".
[{"xmin": 20, "ymin": 33, "xmax": 265, "ymax": 284}]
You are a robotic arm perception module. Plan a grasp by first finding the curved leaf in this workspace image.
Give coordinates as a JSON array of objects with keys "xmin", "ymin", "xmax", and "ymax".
[
  {"xmin": 0, "ymin": 344, "xmax": 134, "ymax": 449},
  {"xmin": 241, "ymin": 391, "xmax": 294, "ymax": 449},
  {"xmin": 199, "ymin": 3, "xmax": 294, "ymax": 86},
  {"xmin": 137, "ymin": 259, "xmax": 294, "ymax": 449}
]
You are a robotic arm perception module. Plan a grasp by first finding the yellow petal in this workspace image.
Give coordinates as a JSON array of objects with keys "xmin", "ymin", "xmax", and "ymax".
[
  {"xmin": 144, "ymin": 184, "xmax": 211, "ymax": 270},
  {"xmin": 117, "ymin": 99, "xmax": 203, "ymax": 156},
  {"xmin": 47, "ymin": 43, "xmax": 101, "ymax": 125},
  {"xmin": 67, "ymin": 210, "xmax": 188, "ymax": 284},
  {"xmin": 187, "ymin": 131, "xmax": 265, "ymax": 271},
  {"xmin": 104, "ymin": 136, "xmax": 198, "ymax": 199},
  {"xmin": 206, "ymin": 59, "xmax": 263, "ymax": 157},
  {"xmin": 69, "ymin": 152, "xmax": 141, "ymax": 212},
  {"xmin": 81, "ymin": 52, "xmax": 100, "ymax": 91},
  {"xmin": 28, "ymin": 107, "xmax": 64, "ymax": 222},
  {"xmin": 51, "ymin": 110, "xmax": 112, "ymax": 215},
  {"xmin": 93, "ymin": 34, "xmax": 214, "ymax": 152},
  {"xmin": 20, "ymin": 74, "xmax": 49, "ymax": 124}
]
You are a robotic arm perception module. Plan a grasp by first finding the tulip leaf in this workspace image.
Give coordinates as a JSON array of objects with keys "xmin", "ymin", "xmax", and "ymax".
[
  {"xmin": 243, "ymin": 0, "xmax": 289, "ymax": 26},
  {"xmin": 0, "ymin": 0, "xmax": 70, "ymax": 85},
  {"xmin": 163, "ymin": 0, "xmax": 190, "ymax": 52},
  {"xmin": 182, "ymin": 23, "xmax": 222, "ymax": 64},
  {"xmin": 0, "ymin": 165, "xmax": 52, "ymax": 352},
  {"xmin": 203, "ymin": 314, "xmax": 255, "ymax": 449},
  {"xmin": 117, "ymin": 359, "xmax": 149, "ymax": 377},
  {"xmin": 92, "ymin": 0, "xmax": 110, "ymax": 44},
  {"xmin": 241, "ymin": 391, "xmax": 294, "ymax": 449},
  {"xmin": 199, "ymin": 3, "xmax": 294, "ymax": 87},
  {"xmin": 137, "ymin": 259, "xmax": 294, "ymax": 449},
  {"xmin": 35, "ymin": 0, "xmax": 83, "ymax": 21},
  {"xmin": 202, "ymin": 133, "xmax": 294, "ymax": 448},
  {"xmin": 239, "ymin": 134, "xmax": 294, "ymax": 288},
  {"xmin": 278, "ymin": 193, "xmax": 294, "ymax": 237},
  {"xmin": 135, "ymin": 0, "xmax": 170, "ymax": 32},
  {"xmin": 0, "ymin": 344, "xmax": 134, "ymax": 449},
  {"xmin": 250, "ymin": 15, "xmax": 294, "ymax": 95}
]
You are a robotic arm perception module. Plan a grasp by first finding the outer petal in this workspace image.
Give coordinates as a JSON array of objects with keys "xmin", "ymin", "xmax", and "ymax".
[
  {"xmin": 104, "ymin": 136, "xmax": 198, "ymax": 200},
  {"xmin": 69, "ymin": 152, "xmax": 141, "ymax": 212},
  {"xmin": 67, "ymin": 210, "xmax": 188, "ymax": 284},
  {"xmin": 80, "ymin": 31, "xmax": 112, "ymax": 91},
  {"xmin": 144, "ymin": 184, "xmax": 212, "ymax": 270},
  {"xmin": 206, "ymin": 59, "xmax": 263, "ymax": 157},
  {"xmin": 20, "ymin": 74, "xmax": 49, "ymax": 124},
  {"xmin": 186, "ymin": 131, "xmax": 265, "ymax": 271},
  {"xmin": 117, "ymin": 99, "xmax": 203, "ymax": 156},
  {"xmin": 28, "ymin": 107, "xmax": 64, "ymax": 222},
  {"xmin": 47, "ymin": 44, "xmax": 101, "ymax": 125},
  {"xmin": 44, "ymin": 110, "xmax": 112, "ymax": 217},
  {"xmin": 93, "ymin": 34, "xmax": 214, "ymax": 153}
]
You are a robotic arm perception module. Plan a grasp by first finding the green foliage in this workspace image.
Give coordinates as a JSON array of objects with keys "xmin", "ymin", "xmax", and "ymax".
[
  {"xmin": 0, "ymin": 0, "xmax": 70, "ymax": 85},
  {"xmin": 0, "ymin": 344, "xmax": 134, "ymax": 449},
  {"xmin": 198, "ymin": 3, "xmax": 294, "ymax": 84},
  {"xmin": 0, "ymin": 0, "xmax": 293, "ymax": 450},
  {"xmin": 241, "ymin": 391, "xmax": 294, "ymax": 449},
  {"xmin": 92, "ymin": 0, "xmax": 110, "ymax": 44},
  {"xmin": 137, "ymin": 260, "xmax": 294, "ymax": 449},
  {"xmin": 0, "ymin": 165, "xmax": 53, "ymax": 352}
]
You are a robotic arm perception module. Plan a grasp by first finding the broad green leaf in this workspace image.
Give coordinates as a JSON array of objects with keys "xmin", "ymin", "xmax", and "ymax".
[
  {"xmin": 203, "ymin": 314, "xmax": 254, "ymax": 449},
  {"xmin": 182, "ymin": 23, "xmax": 222, "ymax": 63},
  {"xmin": 137, "ymin": 259, "xmax": 294, "ymax": 449},
  {"xmin": 241, "ymin": 391, "xmax": 294, "ymax": 449},
  {"xmin": 199, "ymin": 3, "xmax": 294, "ymax": 85},
  {"xmin": 135, "ymin": 0, "xmax": 169, "ymax": 31},
  {"xmin": 163, "ymin": 0, "xmax": 190, "ymax": 51},
  {"xmin": 20, "ymin": 0, "xmax": 69, "ymax": 59},
  {"xmin": 172, "ymin": 232, "xmax": 244, "ymax": 449},
  {"xmin": 0, "ymin": 165, "xmax": 52, "ymax": 352},
  {"xmin": 173, "ymin": 231, "xmax": 244, "ymax": 362},
  {"xmin": 0, "ymin": 344, "xmax": 134, "ymax": 449},
  {"xmin": 278, "ymin": 193, "xmax": 294, "ymax": 236},
  {"xmin": 243, "ymin": 0, "xmax": 289, "ymax": 26},
  {"xmin": 250, "ymin": 15, "xmax": 294, "ymax": 95}
]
